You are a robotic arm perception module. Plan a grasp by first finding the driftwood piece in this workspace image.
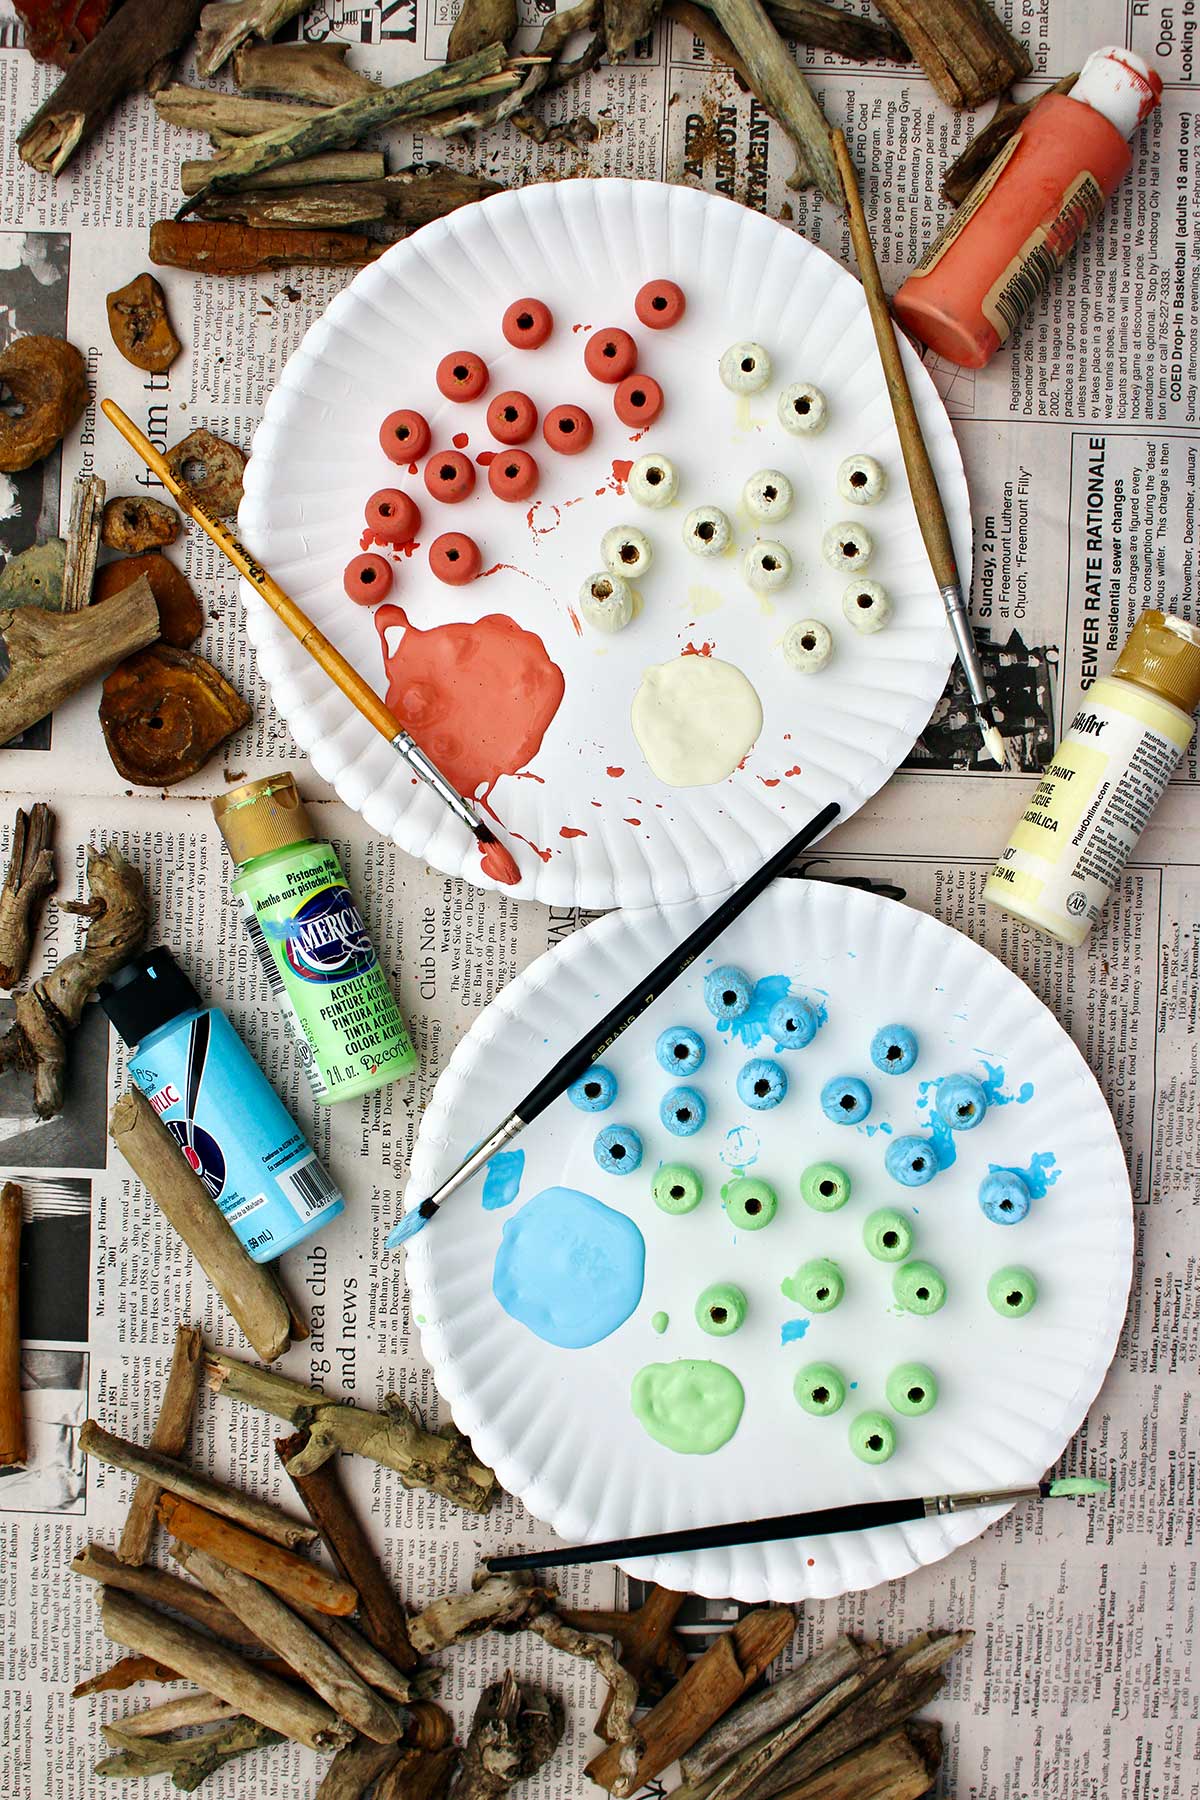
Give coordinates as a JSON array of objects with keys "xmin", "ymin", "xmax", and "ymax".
[
  {"xmin": 0, "ymin": 337, "xmax": 88, "ymax": 472},
  {"xmin": 109, "ymin": 1089, "xmax": 293, "ymax": 1363},
  {"xmin": 292, "ymin": 1602, "xmax": 415, "ymax": 1704},
  {"xmin": 195, "ymin": 166, "xmax": 504, "ymax": 231},
  {"xmin": 72, "ymin": 1541, "xmax": 264, "ymax": 1650},
  {"xmin": 0, "ymin": 842, "xmax": 151, "ymax": 1120},
  {"xmin": 406, "ymin": 1573, "xmax": 550, "ymax": 1656},
  {"xmin": 869, "ymin": 0, "xmax": 1030, "ymax": 107},
  {"xmin": 155, "ymin": 82, "xmax": 324, "ymax": 136},
  {"xmin": 0, "ymin": 577, "xmax": 158, "ymax": 751},
  {"xmin": 378, "ymin": 1747, "xmax": 460, "ymax": 1799},
  {"xmin": 771, "ymin": 1722, "xmax": 943, "ymax": 1800},
  {"xmin": 72, "ymin": 1653, "xmax": 184, "ymax": 1696},
  {"xmin": 704, "ymin": 0, "xmax": 839, "ymax": 198},
  {"xmin": 172, "ymin": 1544, "xmax": 407, "ymax": 1744},
  {"xmin": 18, "ymin": 0, "xmax": 203, "ymax": 174},
  {"xmin": 94, "ymin": 554, "xmax": 202, "ymax": 650},
  {"xmin": 100, "ymin": 1587, "xmax": 351, "ymax": 1750},
  {"xmin": 665, "ymin": 2, "xmax": 750, "ymax": 81},
  {"xmin": 942, "ymin": 70, "xmax": 1076, "ymax": 203},
  {"xmin": 277, "ymin": 1428, "xmax": 417, "ymax": 1671},
  {"xmin": 150, "ymin": 220, "xmax": 383, "ymax": 274},
  {"xmin": 0, "ymin": 807, "xmax": 54, "ymax": 991},
  {"xmin": 205, "ymin": 1350, "xmax": 497, "ymax": 1513},
  {"xmin": 196, "ymin": 0, "xmax": 309, "ymax": 75},
  {"xmin": 759, "ymin": 0, "xmax": 910, "ymax": 60},
  {"xmin": 80, "ymin": 1419, "xmax": 318, "ymax": 1549},
  {"xmin": 454, "ymin": 1671, "xmax": 562, "ymax": 1800},
  {"xmin": 235, "ymin": 39, "xmax": 381, "ymax": 103},
  {"xmin": 95, "ymin": 1713, "xmax": 281, "ymax": 1784},
  {"xmin": 60, "ymin": 473, "xmax": 106, "ymax": 612},
  {"xmin": 165, "ymin": 427, "xmax": 247, "ymax": 516},
  {"xmin": 316, "ymin": 1738, "xmax": 405, "ymax": 1800},
  {"xmin": 100, "ymin": 643, "xmax": 252, "ymax": 785},
  {"xmin": 0, "ymin": 1185, "xmax": 25, "ymax": 1468},
  {"xmin": 559, "ymin": 1586, "xmax": 687, "ymax": 1713},
  {"xmin": 0, "ymin": 540, "xmax": 65, "ymax": 609},
  {"xmin": 105, "ymin": 274, "xmax": 182, "ymax": 375},
  {"xmin": 101, "ymin": 496, "xmax": 181, "ymax": 553},
  {"xmin": 585, "ymin": 1606, "xmax": 797, "ymax": 1795},
  {"xmin": 682, "ymin": 1662, "xmax": 889, "ymax": 1800},
  {"xmin": 102, "ymin": 1692, "xmax": 238, "ymax": 1738},
  {"xmin": 521, "ymin": 1611, "xmax": 640, "ymax": 1786},
  {"xmin": 180, "ymin": 150, "xmax": 385, "ymax": 194},
  {"xmin": 12, "ymin": 0, "xmax": 114, "ymax": 68},
  {"xmin": 449, "ymin": 0, "xmax": 519, "ymax": 62},
  {"xmin": 679, "ymin": 1634, "xmax": 871, "ymax": 1785},
  {"xmin": 605, "ymin": 0, "xmax": 661, "ymax": 58},
  {"xmin": 117, "ymin": 1322, "xmax": 204, "ymax": 1565},
  {"xmin": 159, "ymin": 1493, "xmax": 358, "ymax": 1616},
  {"xmin": 433, "ymin": 0, "xmax": 596, "ymax": 138}
]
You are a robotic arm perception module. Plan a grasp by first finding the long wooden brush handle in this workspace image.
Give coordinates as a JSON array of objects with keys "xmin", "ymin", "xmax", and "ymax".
[{"xmin": 831, "ymin": 131, "xmax": 959, "ymax": 589}]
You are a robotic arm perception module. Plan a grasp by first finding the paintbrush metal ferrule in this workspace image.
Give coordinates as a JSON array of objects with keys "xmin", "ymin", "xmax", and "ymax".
[
  {"xmin": 939, "ymin": 581, "xmax": 992, "ymax": 709},
  {"xmin": 390, "ymin": 732, "xmax": 483, "ymax": 834},
  {"xmin": 385, "ymin": 1115, "xmax": 526, "ymax": 1249},
  {"xmin": 927, "ymin": 1484, "xmax": 1046, "ymax": 1515}
]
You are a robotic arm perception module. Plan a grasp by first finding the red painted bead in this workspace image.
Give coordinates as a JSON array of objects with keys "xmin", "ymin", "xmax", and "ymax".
[
  {"xmin": 365, "ymin": 488, "xmax": 420, "ymax": 545},
  {"xmin": 614, "ymin": 374, "xmax": 664, "ymax": 427},
  {"xmin": 488, "ymin": 450, "xmax": 539, "ymax": 502},
  {"xmin": 430, "ymin": 532, "xmax": 481, "ymax": 585},
  {"xmin": 379, "ymin": 409, "xmax": 430, "ymax": 462},
  {"xmin": 542, "ymin": 404, "xmax": 593, "ymax": 456},
  {"xmin": 502, "ymin": 297, "xmax": 553, "ymax": 349},
  {"xmin": 344, "ymin": 553, "xmax": 392, "ymax": 605},
  {"xmin": 486, "ymin": 390, "xmax": 538, "ymax": 445},
  {"xmin": 424, "ymin": 451, "xmax": 476, "ymax": 504},
  {"xmin": 436, "ymin": 351, "xmax": 489, "ymax": 402},
  {"xmin": 634, "ymin": 279, "xmax": 686, "ymax": 329},
  {"xmin": 584, "ymin": 327, "xmax": 638, "ymax": 383}
]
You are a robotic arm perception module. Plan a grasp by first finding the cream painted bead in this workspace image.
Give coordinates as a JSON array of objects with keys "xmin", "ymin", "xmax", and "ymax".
[
  {"xmin": 629, "ymin": 453, "xmax": 678, "ymax": 508},
  {"xmin": 783, "ymin": 619, "xmax": 833, "ymax": 672},
  {"xmin": 837, "ymin": 453, "xmax": 887, "ymax": 505},
  {"xmin": 822, "ymin": 521, "xmax": 873, "ymax": 572},
  {"xmin": 778, "ymin": 381, "xmax": 827, "ymax": 434},
  {"xmin": 743, "ymin": 540, "xmax": 792, "ymax": 593},
  {"xmin": 843, "ymin": 578, "xmax": 892, "ymax": 633},
  {"xmin": 719, "ymin": 342, "xmax": 772, "ymax": 394},
  {"xmin": 683, "ymin": 505, "xmax": 732, "ymax": 557},
  {"xmin": 601, "ymin": 524, "xmax": 653, "ymax": 579},
  {"xmin": 744, "ymin": 468, "xmax": 794, "ymax": 521},
  {"xmin": 579, "ymin": 570, "xmax": 634, "ymax": 632}
]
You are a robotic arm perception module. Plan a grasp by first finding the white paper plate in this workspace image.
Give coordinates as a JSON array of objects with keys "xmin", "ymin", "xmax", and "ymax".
[
  {"xmin": 241, "ymin": 179, "xmax": 967, "ymax": 909},
  {"xmin": 404, "ymin": 883, "xmax": 1132, "ymax": 1601}
]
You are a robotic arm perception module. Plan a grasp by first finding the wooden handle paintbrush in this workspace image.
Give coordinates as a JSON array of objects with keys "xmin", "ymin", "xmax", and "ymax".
[
  {"xmin": 100, "ymin": 399, "xmax": 520, "ymax": 887},
  {"xmin": 831, "ymin": 131, "xmax": 1009, "ymax": 770}
]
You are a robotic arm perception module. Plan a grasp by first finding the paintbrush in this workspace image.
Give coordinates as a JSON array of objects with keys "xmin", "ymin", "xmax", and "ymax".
[
  {"xmin": 100, "ymin": 399, "xmax": 521, "ymax": 888},
  {"xmin": 831, "ymin": 131, "xmax": 1010, "ymax": 771},
  {"xmin": 386, "ymin": 799, "xmax": 841, "ymax": 1247},
  {"xmin": 485, "ymin": 1475, "xmax": 1111, "ymax": 1571}
]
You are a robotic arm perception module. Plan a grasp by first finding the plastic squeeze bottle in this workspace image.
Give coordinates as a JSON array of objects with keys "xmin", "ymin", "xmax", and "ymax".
[
  {"xmin": 985, "ymin": 611, "xmax": 1200, "ymax": 946},
  {"xmin": 212, "ymin": 775, "xmax": 417, "ymax": 1103},
  {"xmin": 894, "ymin": 47, "xmax": 1162, "ymax": 369},
  {"xmin": 100, "ymin": 947, "xmax": 344, "ymax": 1261}
]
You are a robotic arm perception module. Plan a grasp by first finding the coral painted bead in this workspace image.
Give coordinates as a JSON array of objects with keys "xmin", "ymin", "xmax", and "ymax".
[
  {"xmin": 436, "ymin": 351, "xmax": 488, "ymax": 402},
  {"xmin": 424, "ymin": 451, "xmax": 475, "ymax": 504},
  {"xmin": 378, "ymin": 409, "xmax": 430, "ymax": 462},
  {"xmin": 614, "ymin": 374, "xmax": 663, "ymax": 427},
  {"xmin": 365, "ymin": 488, "xmax": 420, "ymax": 545},
  {"xmin": 488, "ymin": 450, "xmax": 539, "ymax": 502},
  {"xmin": 584, "ymin": 328, "xmax": 638, "ymax": 383},
  {"xmin": 486, "ymin": 390, "xmax": 537, "ymax": 445},
  {"xmin": 343, "ymin": 553, "xmax": 392, "ymax": 605},
  {"xmin": 502, "ymin": 298, "xmax": 553, "ymax": 349},
  {"xmin": 543, "ymin": 404, "xmax": 593, "ymax": 455},
  {"xmin": 635, "ymin": 279, "xmax": 686, "ymax": 328},
  {"xmin": 429, "ymin": 533, "xmax": 480, "ymax": 585}
]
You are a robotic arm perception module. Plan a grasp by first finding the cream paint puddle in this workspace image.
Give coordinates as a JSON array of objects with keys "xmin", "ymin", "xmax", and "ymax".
[{"xmin": 631, "ymin": 654, "xmax": 763, "ymax": 786}]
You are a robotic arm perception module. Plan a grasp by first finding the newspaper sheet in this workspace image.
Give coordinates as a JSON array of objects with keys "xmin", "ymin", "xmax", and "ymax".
[{"xmin": 0, "ymin": 0, "xmax": 1197, "ymax": 1794}]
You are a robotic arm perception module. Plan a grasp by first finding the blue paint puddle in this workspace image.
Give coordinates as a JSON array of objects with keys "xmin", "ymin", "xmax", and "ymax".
[
  {"xmin": 912, "ymin": 1064, "xmax": 1034, "ymax": 1173},
  {"xmin": 718, "ymin": 973, "xmax": 791, "ymax": 1048},
  {"xmin": 979, "ymin": 1062, "xmax": 1035, "ymax": 1107},
  {"xmin": 781, "ymin": 1318, "xmax": 810, "ymax": 1345},
  {"xmin": 493, "ymin": 1187, "xmax": 645, "ymax": 1349},
  {"xmin": 482, "ymin": 1149, "xmax": 525, "ymax": 1210},
  {"xmin": 989, "ymin": 1152, "xmax": 1060, "ymax": 1198},
  {"xmin": 721, "ymin": 1125, "xmax": 760, "ymax": 1168}
]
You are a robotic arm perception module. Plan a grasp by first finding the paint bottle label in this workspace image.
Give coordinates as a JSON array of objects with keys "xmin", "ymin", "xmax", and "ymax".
[
  {"xmin": 129, "ymin": 1008, "xmax": 344, "ymax": 1263},
  {"xmin": 981, "ymin": 171, "xmax": 1105, "ymax": 343}
]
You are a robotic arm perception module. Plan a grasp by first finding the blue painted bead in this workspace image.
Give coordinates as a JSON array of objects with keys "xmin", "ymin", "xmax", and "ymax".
[
  {"xmin": 737, "ymin": 1058, "xmax": 788, "ymax": 1110},
  {"xmin": 978, "ymin": 1169, "xmax": 1031, "ymax": 1224},
  {"xmin": 660, "ymin": 1086, "xmax": 707, "ymax": 1137},
  {"xmin": 820, "ymin": 1075, "xmax": 872, "ymax": 1124},
  {"xmin": 703, "ymin": 965, "xmax": 752, "ymax": 1021},
  {"xmin": 935, "ymin": 1073, "xmax": 988, "ymax": 1131},
  {"xmin": 767, "ymin": 996, "xmax": 818, "ymax": 1048},
  {"xmin": 568, "ymin": 1065, "xmax": 618, "ymax": 1112},
  {"xmin": 593, "ymin": 1124, "xmax": 643, "ymax": 1174},
  {"xmin": 655, "ymin": 1026, "xmax": 706, "ymax": 1076},
  {"xmin": 870, "ymin": 1024, "xmax": 918, "ymax": 1075},
  {"xmin": 885, "ymin": 1135, "xmax": 938, "ymax": 1186}
]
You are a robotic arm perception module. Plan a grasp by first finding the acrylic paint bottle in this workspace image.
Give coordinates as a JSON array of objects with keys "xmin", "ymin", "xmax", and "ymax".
[
  {"xmin": 212, "ymin": 774, "xmax": 418, "ymax": 1103},
  {"xmin": 100, "ymin": 946, "xmax": 345, "ymax": 1262},
  {"xmin": 984, "ymin": 611, "xmax": 1200, "ymax": 946},
  {"xmin": 894, "ymin": 47, "xmax": 1162, "ymax": 369}
]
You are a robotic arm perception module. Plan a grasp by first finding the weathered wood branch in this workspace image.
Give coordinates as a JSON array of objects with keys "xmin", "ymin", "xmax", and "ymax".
[
  {"xmin": 149, "ymin": 221, "xmax": 383, "ymax": 273},
  {"xmin": 291, "ymin": 1601, "xmax": 416, "ymax": 1704},
  {"xmin": 94, "ymin": 1714, "xmax": 281, "ymax": 1784},
  {"xmin": 870, "ymin": 0, "xmax": 1030, "ymax": 106},
  {"xmin": 180, "ymin": 151, "xmax": 385, "ymax": 194},
  {"xmin": 454, "ymin": 1671, "xmax": 562, "ymax": 1800},
  {"xmin": 196, "ymin": 0, "xmax": 309, "ymax": 75},
  {"xmin": 0, "ymin": 577, "xmax": 159, "ymax": 755},
  {"xmin": 0, "ymin": 806, "xmax": 55, "ymax": 992},
  {"xmin": 159, "ymin": 1492, "xmax": 358, "ymax": 1616},
  {"xmin": 0, "ymin": 1185, "xmax": 24, "ymax": 1469},
  {"xmin": 759, "ymin": 0, "xmax": 910, "ymax": 60},
  {"xmin": 73, "ymin": 1653, "xmax": 184, "ymax": 1696},
  {"xmin": 316, "ymin": 1737, "xmax": 405, "ymax": 1800},
  {"xmin": 770, "ymin": 1722, "xmax": 944, "ymax": 1800},
  {"xmin": 60, "ymin": 473, "xmax": 106, "ymax": 612},
  {"xmin": 72, "ymin": 1541, "xmax": 264, "ymax": 1650},
  {"xmin": 117, "ymin": 1322, "xmax": 204, "ymax": 1565},
  {"xmin": 558, "ymin": 1586, "xmax": 687, "ymax": 1716},
  {"xmin": 665, "ymin": 2, "xmax": 750, "ymax": 82},
  {"xmin": 679, "ymin": 1634, "xmax": 872, "ymax": 1785},
  {"xmin": 233, "ymin": 40, "xmax": 382, "ymax": 104},
  {"xmin": 433, "ymin": 0, "xmax": 596, "ymax": 137},
  {"xmin": 194, "ymin": 167, "xmax": 503, "ymax": 231},
  {"xmin": 155, "ymin": 82, "xmax": 324, "ymax": 136},
  {"xmin": 942, "ymin": 71, "xmax": 1076, "ymax": 203},
  {"xmin": 101, "ymin": 1691, "xmax": 238, "ymax": 1739},
  {"xmin": 407, "ymin": 1573, "xmax": 552, "ymax": 1656},
  {"xmin": 448, "ymin": 0, "xmax": 519, "ymax": 62},
  {"xmin": 605, "ymin": 0, "xmax": 661, "ymax": 58},
  {"xmin": 704, "ymin": 0, "xmax": 840, "ymax": 198},
  {"xmin": 521, "ymin": 1611, "xmax": 640, "ymax": 1786}
]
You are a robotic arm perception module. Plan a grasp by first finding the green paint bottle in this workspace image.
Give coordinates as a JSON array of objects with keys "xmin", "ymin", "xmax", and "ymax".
[{"xmin": 212, "ymin": 774, "xmax": 418, "ymax": 1104}]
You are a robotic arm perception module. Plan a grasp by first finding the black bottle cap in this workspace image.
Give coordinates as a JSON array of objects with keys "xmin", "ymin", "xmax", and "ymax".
[{"xmin": 98, "ymin": 946, "xmax": 204, "ymax": 1047}]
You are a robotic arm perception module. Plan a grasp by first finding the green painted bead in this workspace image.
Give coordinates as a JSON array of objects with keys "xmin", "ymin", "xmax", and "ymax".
[
  {"xmin": 885, "ymin": 1362, "xmax": 938, "ymax": 1415},
  {"xmin": 800, "ymin": 1161, "xmax": 851, "ymax": 1211},
  {"xmin": 781, "ymin": 1257, "xmax": 844, "ymax": 1312},
  {"xmin": 863, "ymin": 1208, "xmax": 914, "ymax": 1262},
  {"xmin": 892, "ymin": 1259, "xmax": 947, "ymax": 1315},
  {"xmin": 652, "ymin": 1163, "xmax": 703, "ymax": 1214},
  {"xmin": 988, "ymin": 1266, "xmax": 1038, "ymax": 1318},
  {"xmin": 850, "ymin": 1410, "xmax": 896, "ymax": 1463},
  {"xmin": 695, "ymin": 1282, "xmax": 747, "ymax": 1336},
  {"xmin": 793, "ymin": 1362, "xmax": 846, "ymax": 1416},
  {"xmin": 723, "ymin": 1175, "xmax": 778, "ymax": 1230}
]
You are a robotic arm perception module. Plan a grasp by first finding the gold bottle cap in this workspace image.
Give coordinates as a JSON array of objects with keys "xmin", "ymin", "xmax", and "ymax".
[
  {"xmin": 1113, "ymin": 610, "xmax": 1200, "ymax": 716},
  {"xmin": 211, "ymin": 773, "xmax": 315, "ymax": 864}
]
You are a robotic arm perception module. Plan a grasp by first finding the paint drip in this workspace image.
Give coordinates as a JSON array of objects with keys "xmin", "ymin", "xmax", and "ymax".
[
  {"xmin": 493, "ymin": 1186, "xmax": 644, "ymax": 1349},
  {"xmin": 988, "ymin": 1152, "xmax": 1060, "ymax": 1197}
]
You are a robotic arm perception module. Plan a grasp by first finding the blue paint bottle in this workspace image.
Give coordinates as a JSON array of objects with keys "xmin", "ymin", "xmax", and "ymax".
[{"xmin": 100, "ymin": 947, "xmax": 344, "ymax": 1262}]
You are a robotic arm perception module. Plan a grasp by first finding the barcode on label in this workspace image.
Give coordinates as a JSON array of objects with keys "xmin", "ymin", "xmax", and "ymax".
[
  {"xmin": 984, "ymin": 176, "xmax": 1102, "ymax": 343},
  {"xmin": 244, "ymin": 910, "xmax": 285, "ymax": 997},
  {"xmin": 279, "ymin": 1156, "xmax": 341, "ymax": 1217}
]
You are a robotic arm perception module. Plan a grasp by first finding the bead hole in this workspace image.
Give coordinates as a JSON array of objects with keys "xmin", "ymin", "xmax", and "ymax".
[
  {"xmin": 584, "ymin": 1082, "xmax": 601, "ymax": 1097},
  {"xmin": 592, "ymin": 579, "xmax": 612, "ymax": 600},
  {"xmin": 675, "ymin": 1108, "xmax": 691, "ymax": 1123},
  {"xmin": 839, "ymin": 1093, "xmax": 856, "ymax": 1111},
  {"xmin": 763, "ymin": 485, "xmax": 776, "ymax": 500},
  {"xmin": 647, "ymin": 466, "xmax": 663, "ymax": 484},
  {"xmin": 907, "ymin": 1386, "xmax": 924, "ymax": 1403},
  {"xmin": 669, "ymin": 1184, "xmax": 684, "ymax": 1199},
  {"xmin": 867, "ymin": 1433, "xmax": 883, "ymax": 1451},
  {"xmin": 857, "ymin": 593, "xmax": 874, "ymax": 609},
  {"xmin": 453, "ymin": 364, "xmax": 469, "ymax": 380},
  {"xmin": 710, "ymin": 1306, "xmax": 727, "ymax": 1324},
  {"xmin": 753, "ymin": 1079, "xmax": 770, "ymax": 1097},
  {"xmin": 812, "ymin": 1386, "xmax": 829, "ymax": 1404},
  {"xmin": 819, "ymin": 1180, "xmax": 835, "ymax": 1196},
  {"xmin": 503, "ymin": 405, "xmax": 518, "ymax": 421},
  {"xmin": 446, "ymin": 550, "xmax": 459, "ymax": 562},
  {"xmin": 672, "ymin": 1042, "xmax": 688, "ymax": 1059},
  {"xmin": 912, "ymin": 1157, "xmax": 926, "ymax": 1172},
  {"xmin": 762, "ymin": 556, "xmax": 778, "ymax": 572},
  {"xmin": 439, "ymin": 464, "xmax": 456, "ymax": 480},
  {"xmin": 611, "ymin": 1143, "xmax": 626, "ymax": 1160},
  {"xmin": 740, "ymin": 356, "xmax": 755, "ymax": 372},
  {"xmin": 957, "ymin": 1102, "xmax": 975, "ymax": 1118},
  {"xmin": 721, "ymin": 988, "xmax": 736, "ymax": 1004},
  {"xmin": 745, "ymin": 1197, "xmax": 762, "ymax": 1215},
  {"xmin": 1007, "ymin": 1290, "xmax": 1023, "ymax": 1307},
  {"xmin": 815, "ymin": 1286, "xmax": 829, "ymax": 1301},
  {"xmin": 630, "ymin": 390, "xmax": 646, "ymax": 406},
  {"xmin": 794, "ymin": 397, "xmax": 811, "ymax": 415},
  {"xmin": 698, "ymin": 522, "xmax": 716, "ymax": 542},
  {"xmin": 560, "ymin": 418, "xmax": 576, "ymax": 433},
  {"xmin": 652, "ymin": 295, "xmax": 667, "ymax": 310},
  {"xmin": 379, "ymin": 502, "xmax": 393, "ymax": 516},
  {"xmin": 882, "ymin": 1230, "xmax": 898, "ymax": 1247},
  {"xmin": 916, "ymin": 1286, "xmax": 929, "ymax": 1301},
  {"xmin": 396, "ymin": 425, "xmax": 411, "ymax": 441},
  {"xmin": 517, "ymin": 313, "xmax": 533, "ymax": 329},
  {"xmin": 603, "ymin": 342, "xmax": 617, "ymax": 357},
  {"xmin": 505, "ymin": 464, "xmax": 519, "ymax": 478},
  {"xmin": 801, "ymin": 633, "xmax": 816, "ymax": 650},
  {"xmin": 360, "ymin": 568, "xmax": 376, "ymax": 584},
  {"xmin": 619, "ymin": 543, "xmax": 638, "ymax": 563},
  {"xmin": 842, "ymin": 542, "xmax": 858, "ymax": 557},
  {"xmin": 886, "ymin": 1044, "xmax": 902, "ymax": 1059},
  {"xmin": 850, "ymin": 469, "xmax": 867, "ymax": 486},
  {"xmin": 999, "ymin": 1199, "xmax": 1013, "ymax": 1212}
]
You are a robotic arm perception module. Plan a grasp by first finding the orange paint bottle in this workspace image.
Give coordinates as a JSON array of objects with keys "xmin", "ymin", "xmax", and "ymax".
[{"xmin": 894, "ymin": 48, "xmax": 1161, "ymax": 369}]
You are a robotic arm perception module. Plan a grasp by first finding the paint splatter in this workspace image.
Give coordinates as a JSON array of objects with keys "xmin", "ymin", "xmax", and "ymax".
[
  {"xmin": 720, "ymin": 1125, "xmax": 760, "ymax": 1168},
  {"xmin": 717, "ymin": 974, "xmax": 791, "ymax": 1048},
  {"xmin": 781, "ymin": 1319, "xmax": 810, "ymax": 1345},
  {"xmin": 914, "ymin": 1065, "xmax": 1035, "ymax": 1171},
  {"xmin": 988, "ymin": 1152, "xmax": 1060, "ymax": 1198},
  {"xmin": 607, "ymin": 766, "xmax": 624, "ymax": 777},
  {"xmin": 560, "ymin": 826, "xmax": 587, "ymax": 839},
  {"xmin": 682, "ymin": 640, "xmax": 715, "ymax": 657},
  {"xmin": 979, "ymin": 1063, "xmax": 1035, "ymax": 1107},
  {"xmin": 651, "ymin": 1311, "xmax": 669, "ymax": 1335},
  {"xmin": 624, "ymin": 816, "xmax": 641, "ymax": 826},
  {"xmin": 631, "ymin": 1359, "xmax": 745, "ymax": 1454},
  {"xmin": 493, "ymin": 1187, "xmax": 645, "ymax": 1349},
  {"xmin": 482, "ymin": 1149, "xmax": 525, "ymax": 1210},
  {"xmin": 452, "ymin": 431, "xmax": 469, "ymax": 449},
  {"xmin": 526, "ymin": 501, "xmax": 561, "ymax": 537},
  {"xmin": 610, "ymin": 458, "xmax": 632, "ymax": 493}
]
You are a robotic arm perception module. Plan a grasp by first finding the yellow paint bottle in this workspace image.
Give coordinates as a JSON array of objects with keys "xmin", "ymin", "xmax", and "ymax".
[{"xmin": 984, "ymin": 610, "xmax": 1200, "ymax": 946}]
